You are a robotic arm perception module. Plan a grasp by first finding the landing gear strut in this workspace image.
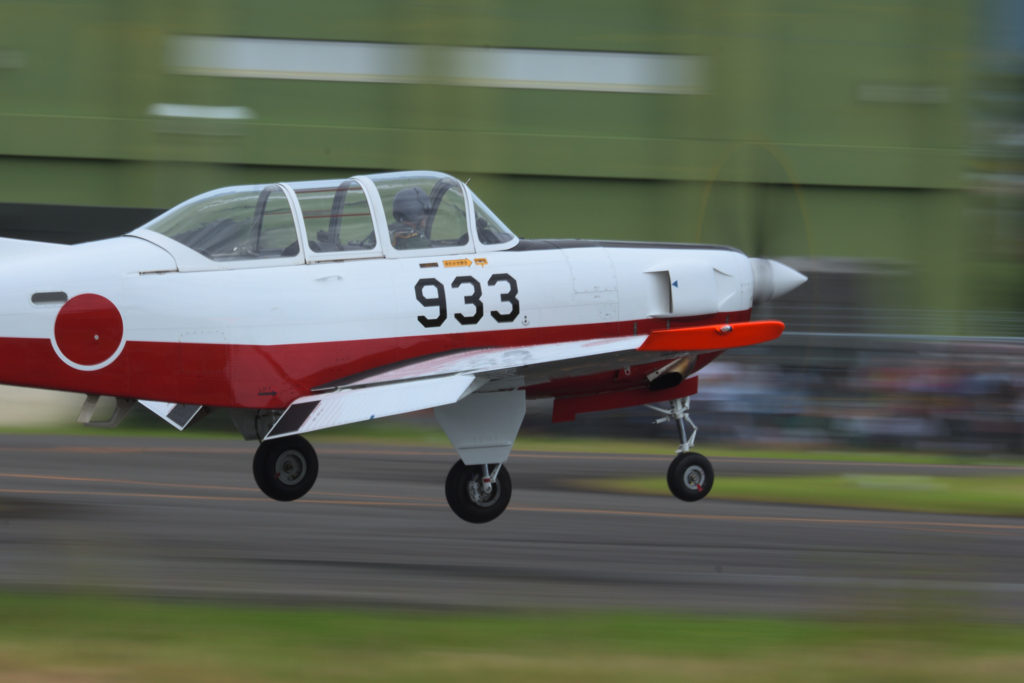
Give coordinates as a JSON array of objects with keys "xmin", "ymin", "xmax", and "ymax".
[
  {"xmin": 445, "ymin": 460, "xmax": 512, "ymax": 523},
  {"xmin": 252, "ymin": 435, "xmax": 319, "ymax": 501},
  {"xmin": 648, "ymin": 397, "xmax": 714, "ymax": 502}
]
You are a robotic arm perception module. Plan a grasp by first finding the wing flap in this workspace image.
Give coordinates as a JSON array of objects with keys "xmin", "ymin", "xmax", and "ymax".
[
  {"xmin": 266, "ymin": 374, "xmax": 483, "ymax": 439},
  {"xmin": 140, "ymin": 400, "xmax": 205, "ymax": 430}
]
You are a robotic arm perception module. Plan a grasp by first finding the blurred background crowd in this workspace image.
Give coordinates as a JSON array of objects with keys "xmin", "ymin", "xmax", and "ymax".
[
  {"xmin": 0, "ymin": 0, "xmax": 1022, "ymax": 453},
  {"xmin": 558, "ymin": 335, "xmax": 1024, "ymax": 454}
]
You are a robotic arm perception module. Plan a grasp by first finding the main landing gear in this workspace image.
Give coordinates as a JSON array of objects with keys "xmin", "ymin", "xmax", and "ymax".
[
  {"xmin": 445, "ymin": 460, "xmax": 512, "ymax": 524},
  {"xmin": 250, "ymin": 434, "xmax": 513, "ymax": 522},
  {"xmin": 649, "ymin": 397, "xmax": 714, "ymax": 502},
  {"xmin": 252, "ymin": 435, "xmax": 319, "ymax": 502}
]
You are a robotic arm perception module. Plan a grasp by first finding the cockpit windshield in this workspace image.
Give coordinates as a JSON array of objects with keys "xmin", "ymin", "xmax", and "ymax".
[
  {"xmin": 137, "ymin": 185, "xmax": 299, "ymax": 261},
  {"xmin": 471, "ymin": 192, "xmax": 516, "ymax": 245}
]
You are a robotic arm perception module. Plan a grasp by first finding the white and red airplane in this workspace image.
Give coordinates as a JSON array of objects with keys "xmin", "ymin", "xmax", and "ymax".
[{"xmin": 0, "ymin": 171, "xmax": 805, "ymax": 522}]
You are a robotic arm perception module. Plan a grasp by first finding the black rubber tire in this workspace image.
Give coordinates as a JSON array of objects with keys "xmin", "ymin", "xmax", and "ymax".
[
  {"xmin": 252, "ymin": 436, "xmax": 319, "ymax": 502},
  {"xmin": 444, "ymin": 460, "xmax": 512, "ymax": 524},
  {"xmin": 667, "ymin": 452, "xmax": 714, "ymax": 502}
]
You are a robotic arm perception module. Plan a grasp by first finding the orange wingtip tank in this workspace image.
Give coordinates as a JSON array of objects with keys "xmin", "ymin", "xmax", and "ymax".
[{"xmin": 639, "ymin": 320, "xmax": 785, "ymax": 352}]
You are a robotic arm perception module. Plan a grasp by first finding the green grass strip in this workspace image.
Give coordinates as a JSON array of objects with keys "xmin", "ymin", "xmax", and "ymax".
[
  {"xmin": 1, "ymin": 593, "xmax": 1024, "ymax": 682},
  {"xmin": 579, "ymin": 474, "xmax": 1024, "ymax": 517}
]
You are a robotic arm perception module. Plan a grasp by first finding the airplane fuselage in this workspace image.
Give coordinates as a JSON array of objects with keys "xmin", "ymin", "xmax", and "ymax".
[{"xmin": 0, "ymin": 236, "xmax": 752, "ymax": 409}]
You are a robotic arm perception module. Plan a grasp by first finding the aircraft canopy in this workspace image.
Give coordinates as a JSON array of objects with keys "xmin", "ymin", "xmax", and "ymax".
[{"xmin": 132, "ymin": 171, "xmax": 518, "ymax": 271}]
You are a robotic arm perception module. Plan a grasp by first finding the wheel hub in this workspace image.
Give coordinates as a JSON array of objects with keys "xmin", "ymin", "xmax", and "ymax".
[
  {"xmin": 683, "ymin": 464, "xmax": 705, "ymax": 491},
  {"xmin": 467, "ymin": 475, "xmax": 500, "ymax": 507},
  {"xmin": 275, "ymin": 450, "xmax": 307, "ymax": 486}
]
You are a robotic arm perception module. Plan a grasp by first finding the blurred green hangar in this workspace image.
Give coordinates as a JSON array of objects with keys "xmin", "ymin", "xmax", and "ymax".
[{"xmin": 0, "ymin": 1, "xmax": 1002, "ymax": 318}]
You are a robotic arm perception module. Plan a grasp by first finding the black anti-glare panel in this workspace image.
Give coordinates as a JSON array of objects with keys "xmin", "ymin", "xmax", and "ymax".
[{"xmin": 510, "ymin": 239, "xmax": 742, "ymax": 253}]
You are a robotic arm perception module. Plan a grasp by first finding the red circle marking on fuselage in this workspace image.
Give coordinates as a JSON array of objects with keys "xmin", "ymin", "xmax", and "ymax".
[{"xmin": 54, "ymin": 294, "xmax": 124, "ymax": 367}]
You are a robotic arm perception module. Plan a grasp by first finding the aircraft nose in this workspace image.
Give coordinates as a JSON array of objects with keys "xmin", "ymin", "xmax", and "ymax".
[{"xmin": 750, "ymin": 258, "xmax": 808, "ymax": 304}]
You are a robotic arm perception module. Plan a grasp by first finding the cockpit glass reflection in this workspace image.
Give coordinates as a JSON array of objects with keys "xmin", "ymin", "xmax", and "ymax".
[
  {"xmin": 294, "ymin": 181, "xmax": 376, "ymax": 252},
  {"xmin": 141, "ymin": 185, "xmax": 298, "ymax": 261},
  {"xmin": 471, "ymin": 193, "xmax": 516, "ymax": 245}
]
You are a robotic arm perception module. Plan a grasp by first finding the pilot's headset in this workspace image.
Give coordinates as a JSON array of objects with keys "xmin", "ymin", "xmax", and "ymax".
[
  {"xmin": 393, "ymin": 187, "xmax": 431, "ymax": 226},
  {"xmin": 390, "ymin": 187, "xmax": 432, "ymax": 248}
]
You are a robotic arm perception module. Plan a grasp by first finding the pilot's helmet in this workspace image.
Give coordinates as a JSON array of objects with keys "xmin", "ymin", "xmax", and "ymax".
[{"xmin": 392, "ymin": 187, "xmax": 431, "ymax": 224}]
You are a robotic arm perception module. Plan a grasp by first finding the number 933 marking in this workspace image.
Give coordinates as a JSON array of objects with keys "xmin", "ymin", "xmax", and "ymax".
[{"xmin": 415, "ymin": 274, "xmax": 519, "ymax": 328}]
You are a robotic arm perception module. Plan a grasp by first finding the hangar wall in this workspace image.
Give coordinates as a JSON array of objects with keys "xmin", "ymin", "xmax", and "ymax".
[{"xmin": 0, "ymin": 0, "xmax": 980, "ymax": 320}]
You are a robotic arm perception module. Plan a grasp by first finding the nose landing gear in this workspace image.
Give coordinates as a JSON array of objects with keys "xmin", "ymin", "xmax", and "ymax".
[
  {"xmin": 648, "ymin": 397, "xmax": 714, "ymax": 502},
  {"xmin": 252, "ymin": 435, "xmax": 319, "ymax": 501},
  {"xmin": 667, "ymin": 451, "xmax": 714, "ymax": 502}
]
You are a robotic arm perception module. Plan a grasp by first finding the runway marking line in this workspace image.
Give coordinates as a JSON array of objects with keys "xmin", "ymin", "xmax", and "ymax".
[
  {"xmin": 0, "ymin": 488, "xmax": 444, "ymax": 508},
  {"xmin": 708, "ymin": 458, "xmax": 1024, "ymax": 472},
  {"xmin": 508, "ymin": 505, "xmax": 1024, "ymax": 532},
  {"xmin": 3, "ymin": 484, "xmax": 1024, "ymax": 534},
  {"xmin": 512, "ymin": 452, "xmax": 1024, "ymax": 472},
  {"xmin": 0, "ymin": 473, "xmax": 439, "ymax": 503},
  {"xmin": 0, "ymin": 471, "xmax": 256, "ymax": 491},
  {"xmin": 7, "ymin": 444, "xmax": 1016, "ymax": 472},
  {"xmin": 0, "ymin": 488, "xmax": 266, "ymax": 503},
  {"xmin": 0, "ymin": 445, "xmax": 441, "ymax": 458},
  {"xmin": 0, "ymin": 446, "xmax": 246, "ymax": 455}
]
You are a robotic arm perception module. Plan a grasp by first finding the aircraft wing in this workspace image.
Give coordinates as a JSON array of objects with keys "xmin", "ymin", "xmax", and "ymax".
[
  {"xmin": 266, "ymin": 321, "xmax": 782, "ymax": 439},
  {"xmin": 267, "ymin": 374, "xmax": 486, "ymax": 439},
  {"xmin": 316, "ymin": 335, "xmax": 652, "ymax": 391}
]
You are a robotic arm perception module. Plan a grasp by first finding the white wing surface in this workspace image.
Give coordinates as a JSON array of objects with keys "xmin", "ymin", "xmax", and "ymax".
[
  {"xmin": 318, "ymin": 335, "xmax": 653, "ymax": 391},
  {"xmin": 266, "ymin": 374, "xmax": 484, "ymax": 439}
]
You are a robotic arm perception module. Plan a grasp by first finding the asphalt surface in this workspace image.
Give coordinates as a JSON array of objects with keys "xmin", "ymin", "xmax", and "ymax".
[{"xmin": 2, "ymin": 432, "xmax": 1024, "ymax": 619}]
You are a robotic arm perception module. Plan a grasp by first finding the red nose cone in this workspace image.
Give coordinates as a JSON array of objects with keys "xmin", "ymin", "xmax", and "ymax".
[{"xmin": 54, "ymin": 294, "xmax": 124, "ymax": 366}]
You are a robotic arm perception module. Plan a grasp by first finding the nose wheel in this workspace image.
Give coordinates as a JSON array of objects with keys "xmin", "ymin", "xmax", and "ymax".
[
  {"xmin": 253, "ymin": 435, "xmax": 319, "ymax": 501},
  {"xmin": 445, "ymin": 461, "xmax": 512, "ymax": 523},
  {"xmin": 648, "ymin": 396, "xmax": 714, "ymax": 502},
  {"xmin": 667, "ymin": 452, "xmax": 714, "ymax": 502}
]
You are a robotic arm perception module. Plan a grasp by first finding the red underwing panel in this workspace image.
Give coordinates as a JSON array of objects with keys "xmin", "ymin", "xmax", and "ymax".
[{"xmin": 552, "ymin": 376, "xmax": 699, "ymax": 423}]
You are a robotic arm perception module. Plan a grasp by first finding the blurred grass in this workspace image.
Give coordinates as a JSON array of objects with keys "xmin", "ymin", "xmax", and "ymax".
[
  {"xmin": 579, "ymin": 474, "xmax": 1024, "ymax": 517},
  {"xmin": 511, "ymin": 440, "xmax": 1022, "ymax": 466},
  {"xmin": 1, "ymin": 593, "xmax": 1024, "ymax": 682},
  {"xmin": 3, "ymin": 411, "xmax": 1022, "ymax": 468}
]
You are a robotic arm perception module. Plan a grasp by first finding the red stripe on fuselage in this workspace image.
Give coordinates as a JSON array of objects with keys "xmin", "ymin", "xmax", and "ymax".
[{"xmin": 0, "ymin": 311, "xmax": 749, "ymax": 409}]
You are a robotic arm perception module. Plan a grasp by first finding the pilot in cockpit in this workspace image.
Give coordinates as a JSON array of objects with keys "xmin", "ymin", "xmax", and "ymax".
[{"xmin": 389, "ymin": 187, "xmax": 432, "ymax": 250}]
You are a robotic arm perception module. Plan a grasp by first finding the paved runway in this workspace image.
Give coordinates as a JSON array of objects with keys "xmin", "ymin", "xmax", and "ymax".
[{"xmin": 2, "ymin": 432, "xmax": 1024, "ymax": 618}]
